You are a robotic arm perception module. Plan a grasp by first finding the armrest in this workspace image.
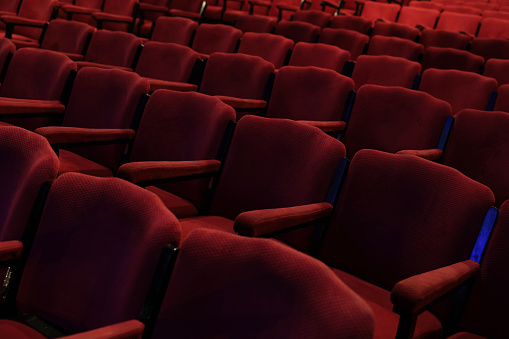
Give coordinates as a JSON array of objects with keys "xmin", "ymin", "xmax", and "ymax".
[
  {"xmin": 234, "ymin": 202, "xmax": 333, "ymax": 237},
  {"xmin": 138, "ymin": 2, "xmax": 169, "ymax": 13},
  {"xmin": 297, "ymin": 120, "xmax": 346, "ymax": 133},
  {"xmin": 1, "ymin": 15, "xmax": 47, "ymax": 27},
  {"xmin": 60, "ymin": 4, "xmax": 96, "ymax": 15},
  {"xmin": 35, "ymin": 127, "xmax": 135, "ymax": 146},
  {"xmin": 117, "ymin": 159, "xmax": 221, "ymax": 185},
  {"xmin": 60, "ymin": 320, "xmax": 144, "ymax": 339},
  {"xmin": 215, "ymin": 95, "xmax": 267, "ymax": 109},
  {"xmin": 93, "ymin": 12, "xmax": 134, "ymax": 24},
  {"xmin": 0, "ymin": 241, "xmax": 23, "ymax": 262},
  {"xmin": 396, "ymin": 149, "xmax": 443, "ymax": 161},
  {"xmin": 391, "ymin": 260, "xmax": 479, "ymax": 315},
  {"xmin": 0, "ymin": 98, "xmax": 65, "ymax": 116}
]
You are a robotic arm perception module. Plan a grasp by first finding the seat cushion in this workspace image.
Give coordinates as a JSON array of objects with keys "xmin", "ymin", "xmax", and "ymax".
[
  {"xmin": 448, "ymin": 333, "xmax": 486, "ymax": 339},
  {"xmin": 58, "ymin": 149, "xmax": 113, "ymax": 177},
  {"xmin": 145, "ymin": 186, "xmax": 198, "ymax": 219},
  {"xmin": 331, "ymin": 268, "xmax": 443, "ymax": 339},
  {"xmin": 179, "ymin": 215, "xmax": 235, "ymax": 240},
  {"xmin": 0, "ymin": 320, "xmax": 46, "ymax": 339}
]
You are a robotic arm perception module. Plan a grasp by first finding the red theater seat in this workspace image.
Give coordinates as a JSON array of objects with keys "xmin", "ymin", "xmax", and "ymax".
[
  {"xmin": 435, "ymin": 11, "xmax": 481, "ymax": 36},
  {"xmin": 360, "ymin": 1, "xmax": 401, "ymax": 26},
  {"xmin": 397, "ymin": 6, "xmax": 440, "ymax": 30},
  {"xmin": 477, "ymin": 17, "xmax": 509, "ymax": 39},
  {"xmin": 420, "ymin": 28, "xmax": 471, "ymax": 49},
  {"xmin": 274, "ymin": 20, "xmax": 320, "ymax": 43},
  {"xmin": 470, "ymin": 37, "xmax": 509, "ymax": 60},
  {"xmin": 319, "ymin": 28, "xmax": 369, "ymax": 60},
  {"xmin": 484, "ymin": 58, "xmax": 509, "ymax": 86},
  {"xmin": 149, "ymin": 16, "xmax": 198, "ymax": 45},
  {"xmin": 292, "ymin": 9, "xmax": 332, "ymax": 28},
  {"xmin": 191, "ymin": 23, "xmax": 242, "ymax": 58},
  {"xmin": 371, "ymin": 21, "xmax": 421, "ymax": 41},
  {"xmin": 494, "ymin": 84, "xmax": 509, "ymax": 112},
  {"xmin": 421, "ymin": 47, "xmax": 484, "ymax": 73},
  {"xmin": 367, "ymin": 35, "xmax": 424, "ymax": 61},
  {"xmin": 237, "ymin": 32, "xmax": 293, "ymax": 68},
  {"xmin": 234, "ymin": 13, "xmax": 277, "ymax": 33},
  {"xmin": 329, "ymin": 14, "xmax": 371, "ymax": 35},
  {"xmin": 288, "ymin": 42, "xmax": 350, "ymax": 72}
]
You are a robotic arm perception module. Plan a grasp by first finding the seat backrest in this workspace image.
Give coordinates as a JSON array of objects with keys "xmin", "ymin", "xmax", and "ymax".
[
  {"xmin": 234, "ymin": 14, "xmax": 277, "ymax": 33},
  {"xmin": 84, "ymin": 30, "xmax": 142, "ymax": 68},
  {"xmin": 199, "ymin": 52, "xmax": 274, "ymax": 100},
  {"xmin": 319, "ymin": 28, "xmax": 369, "ymax": 61},
  {"xmin": 343, "ymin": 84, "xmax": 451, "ymax": 159},
  {"xmin": 61, "ymin": 67, "xmax": 150, "ymax": 171},
  {"xmin": 443, "ymin": 4, "xmax": 482, "ymax": 15},
  {"xmin": 127, "ymin": 89, "xmax": 235, "ymax": 208},
  {"xmin": 292, "ymin": 9, "xmax": 332, "ymax": 28},
  {"xmin": 150, "ymin": 16, "xmax": 198, "ymax": 45},
  {"xmin": 15, "ymin": 172, "xmax": 181, "ymax": 333},
  {"xmin": 169, "ymin": 0, "xmax": 204, "ymax": 12},
  {"xmin": 274, "ymin": 20, "xmax": 320, "ymax": 43},
  {"xmin": 288, "ymin": 42, "xmax": 350, "ymax": 73},
  {"xmin": 0, "ymin": 48, "xmax": 76, "ymax": 101},
  {"xmin": 14, "ymin": 0, "xmax": 56, "ymax": 39},
  {"xmin": 371, "ymin": 21, "xmax": 421, "ymax": 41},
  {"xmin": 0, "ymin": 126, "xmax": 58, "ymax": 241},
  {"xmin": 152, "ymin": 228, "xmax": 375, "ymax": 339},
  {"xmin": 397, "ymin": 6, "xmax": 440, "ymax": 29},
  {"xmin": 135, "ymin": 42, "xmax": 199, "ymax": 83},
  {"xmin": 351, "ymin": 54, "xmax": 421, "ymax": 91},
  {"xmin": 367, "ymin": 35, "xmax": 424, "ymax": 61},
  {"xmin": 484, "ymin": 58, "xmax": 509, "ymax": 86},
  {"xmin": 360, "ymin": 1, "xmax": 401, "ymax": 24},
  {"xmin": 0, "ymin": 0, "xmax": 21, "ymax": 13},
  {"xmin": 482, "ymin": 9, "xmax": 509, "ymax": 20},
  {"xmin": 238, "ymin": 32, "xmax": 293, "ymax": 69},
  {"xmin": 102, "ymin": 0, "xmax": 136, "ymax": 15},
  {"xmin": 421, "ymin": 46, "xmax": 484, "ymax": 73},
  {"xmin": 191, "ymin": 23, "xmax": 242, "ymax": 56},
  {"xmin": 266, "ymin": 65, "xmax": 354, "ymax": 121},
  {"xmin": 329, "ymin": 15, "xmax": 371, "ymax": 35},
  {"xmin": 456, "ymin": 199, "xmax": 509, "ymax": 337},
  {"xmin": 209, "ymin": 115, "xmax": 346, "ymax": 220},
  {"xmin": 435, "ymin": 11, "xmax": 481, "ymax": 35},
  {"xmin": 470, "ymin": 37, "xmax": 509, "ymax": 60},
  {"xmin": 409, "ymin": 0, "xmax": 444, "ymax": 11},
  {"xmin": 0, "ymin": 37, "xmax": 15, "ymax": 75},
  {"xmin": 420, "ymin": 28, "xmax": 471, "ymax": 49},
  {"xmin": 441, "ymin": 109, "xmax": 509, "ymax": 206},
  {"xmin": 494, "ymin": 84, "xmax": 509, "ymax": 112},
  {"xmin": 319, "ymin": 149, "xmax": 494, "ymax": 291},
  {"xmin": 419, "ymin": 68, "xmax": 498, "ymax": 114},
  {"xmin": 477, "ymin": 17, "xmax": 509, "ymax": 39},
  {"xmin": 40, "ymin": 19, "xmax": 95, "ymax": 56}
]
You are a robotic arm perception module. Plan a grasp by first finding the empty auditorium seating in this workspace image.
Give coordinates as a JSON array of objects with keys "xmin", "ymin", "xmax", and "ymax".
[
  {"xmin": 0, "ymin": 172, "xmax": 181, "ymax": 337},
  {"xmin": 477, "ymin": 17, "xmax": 509, "ymax": 39},
  {"xmin": 371, "ymin": 21, "xmax": 421, "ymax": 41},
  {"xmin": 237, "ymin": 32, "xmax": 293, "ymax": 68},
  {"xmin": 421, "ymin": 47, "xmax": 485, "ymax": 72},
  {"xmin": 481, "ymin": 9, "xmax": 509, "ymax": 20},
  {"xmin": 470, "ymin": 37, "xmax": 509, "ymax": 60},
  {"xmin": 443, "ymin": 4, "xmax": 482, "ymax": 15},
  {"xmin": 149, "ymin": 16, "xmax": 198, "ymax": 45},
  {"xmin": 435, "ymin": 12, "xmax": 481, "ymax": 36},
  {"xmin": 342, "ymin": 85, "xmax": 451, "ymax": 159},
  {"xmin": 409, "ymin": 0, "xmax": 444, "ymax": 11},
  {"xmin": 329, "ymin": 14, "xmax": 372, "ymax": 35},
  {"xmin": 367, "ymin": 35, "xmax": 424, "ymax": 61},
  {"xmin": 274, "ymin": 20, "xmax": 320, "ymax": 43},
  {"xmin": 319, "ymin": 28, "xmax": 369, "ymax": 60},
  {"xmin": 351, "ymin": 55, "xmax": 421, "ymax": 91},
  {"xmin": 75, "ymin": 30, "xmax": 143, "ymax": 71},
  {"xmin": 420, "ymin": 28, "xmax": 471, "ymax": 49},
  {"xmin": 397, "ymin": 6, "xmax": 440, "ymax": 29},
  {"xmin": 319, "ymin": 149, "xmax": 494, "ymax": 338},
  {"xmin": 234, "ymin": 13, "xmax": 277, "ymax": 33},
  {"xmin": 134, "ymin": 41, "xmax": 201, "ymax": 92},
  {"xmin": 34, "ymin": 67, "xmax": 150, "ymax": 176},
  {"xmin": 275, "ymin": 0, "xmax": 313, "ymax": 21},
  {"xmin": 167, "ymin": 0, "xmax": 206, "ymax": 19},
  {"xmin": 419, "ymin": 68, "xmax": 498, "ymax": 114},
  {"xmin": 191, "ymin": 23, "xmax": 242, "ymax": 58},
  {"xmin": 288, "ymin": 42, "xmax": 350, "ymax": 72},
  {"xmin": 265, "ymin": 66, "xmax": 355, "ymax": 134},
  {"xmin": 359, "ymin": 1, "xmax": 401, "ymax": 25},
  {"xmin": 291, "ymin": 9, "xmax": 332, "ymax": 28},
  {"xmin": 494, "ymin": 84, "xmax": 509, "ymax": 112},
  {"xmin": 484, "ymin": 58, "xmax": 509, "ymax": 86},
  {"xmin": 221, "ymin": 0, "xmax": 251, "ymax": 24}
]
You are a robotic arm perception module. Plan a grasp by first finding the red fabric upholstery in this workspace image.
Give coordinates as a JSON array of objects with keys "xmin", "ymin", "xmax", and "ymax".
[
  {"xmin": 150, "ymin": 16, "xmax": 198, "ymax": 45},
  {"xmin": 222, "ymin": 0, "xmax": 250, "ymax": 23},
  {"xmin": 435, "ymin": 12, "xmax": 481, "ymax": 36},
  {"xmin": 92, "ymin": 0, "xmax": 137, "ymax": 31},
  {"xmin": 2, "ymin": 0, "xmax": 57, "ymax": 41},
  {"xmin": 0, "ymin": 126, "xmax": 59, "ymax": 241},
  {"xmin": 35, "ymin": 126, "xmax": 135, "ymax": 145},
  {"xmin": 409, "ymin": 1, "xmax": 443, "ymax": 11},
  {"xmin": 78, "ymin": 30, "xmax": 143, "ymax": 69},
  {"xmin": 266, "ymin": 66, "xmax": 354, "ymax": 123},
  {"xmin": 292, "ymin": 9, "xmax": 332, "ymax": 28},
  {"xmin": 135, "ymin": 42, "xmax": 199, "ymax": 92},
  {"xmin": 419, "ymin": 68, "xmax": 498, "ymax": 115},
  {"xmin": 343, "ymin": 85, "xmax": 451, "ymax": 159},
  {"xmin": 0, "ymin": 0, "xmax": 20, "ymax": 14},
  {"xmin": 421, "ymin": 47, "xmax": 484, "ymax": 73},
  {"xmin": 274, "ymin": 20, "xmax": 320, "ymax": 43},
  {"xmin": 57, "ymin": 149, "xmax": 114, "ymax": 177},
  {"xmin": 372, "ymin": 22, "xmax": 421, "ymax": 41},
  {"xmin": 329, "ymin": 15, "xmax": 371, "ymax": 34},
  {"xmin": 351, "ymin": 55, "xmax": 421, "ymax": 91},
  {"xmin": 319, "ymin": 149, "xmax": 494, "ymax": 336},
  {"xmin": 234, "ymin": 14, "xmax": 277, "ymax": 33},
  {"xmin": 0, "ymin": 38, "xmax": 15, "ymax": 73},
  {"xmin": 40, "ymin": 19, "xmax": 95, "ymax": 58},
  {"xmin": 288, "ymin": 42, "xmax": 350, "ymax": 72},
  {"xmin": 168, "ymin": 0, "xmax": 204, "ymax": 17},
  {"xmin": 478, "ymin": 17, "xmax": 509, "ymax": 39},
  {"xmin": 0, "ymin": 240, "xmax": 23, "ymax": 261},
  {"xmin": 52, "ymin": 67, "xmax": 149, "ymax": 173},
  {"xmin": 443, "ymin": 5, "xmax": 481, "ymax": 15},
  {"xmin": 397, "ymin": 6, "xmax": 440, "ymax": 30},
  {"xmin": 15, "ymin": 173, "xmax": 181, "ymax": 334},
  {"xmin": 0, "ymin": 98, "xmax": 64, "ymax": 115},
  {"xmin": 367, "ymin": 35, "xmax": 424, "ymax": 61},
  {"xmin": 238, "ymin": 32, "xmax": 293, "ymax": 69},
  {"xmin": 152, "ymin": 228, "xmax": 375, "ymax": 339},
  {"xmin": 481, "ymin": 10, "xmax": 509, "ymax": 20},
  {"xmin": 440, "ymin": 109, "xmax": 509, "ymax": 206},
  {"xmin": 494, "ymin": 84, "xmax": 509, "ymax": 112},
  {"xmin": 0, "ymin": 320, "xmax": 46, "ymax": 339},
  {"xmin": 319, "ymin": 28, "xmax": 369, "ymax": 60},
  {"xmin": 420, "ymin": 29, "xmax": 472, "ymax": 49},
  {"xmin": 397, "ymin": 148, "xmax": 443, "ymax": 161},
  {"xmin": 191, "ymin": 24, "xmax": 242, "ymax": 56},
  {"xmin": 60, "ymin": 320, "xmax": 144, "ymax": 339},
  {"xmin": 122, "ymin": 90, "xmax": 235, "ymax": 217},
  {"xmin": 470, "ymin": 38, "xmax": 509, "ymax": 60},
  {"xmin": 360, "ymin": 1, "xmax": 401, "ymax": 25},
  {"xmin": 484, "ymin": 58, "xmax": 509, "ymax": 86}
]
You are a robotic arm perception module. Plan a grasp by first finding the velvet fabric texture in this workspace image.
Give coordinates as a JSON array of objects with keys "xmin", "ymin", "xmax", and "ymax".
[
  {"xmin": 360, "ymin": 2, "xmax": 401, "ymax": 25},
  {"xmin": 440, "ymin": 109, "xmax": 509, "ymax": 206},
  {"xmin": 343, "ymin": 84, "xmax": 451, "ymax": 159},
  {"xmin": 367, "ymin": 35, "xmax": 424, "ymax": 62},
  {"xmin": 234, "ymin": 14, "xmax": 277, "ymax": 33},
  {"xmin": 292, "ymin": 10, "xmax": 332, "ymax": 28},
  {"xmin": 266, "ymin": 65, "xmax": 354, "ymax": 122},
  {"xmin": 372, "ymin": 22, "xmax": 421, "ymax": 41},
  {"xmin": 329, "ymin": 15, "xmax": 371, "ymax": 34},
  {"xmin": 0, "ymin": 38, "xmax": 15, "ymax": 74},
  {"xmin": 319, "ymin": 28, "xmax": 369, "ymax": 60},
  {"xmin": 470, "ymin": 38, "xmax": 509, "ymax": 60},
  {"xmin": 0, "ymin": 126, "xmax": 59, "ymax": 241},
  {"xmin": 484, "ymin": 59, "xmax": 509, "ymax": 86},
  {"xmin": 191, "ymin": 24, "xmax": 242, "ymax": 56},
  {"xmin": 14, "ymin": 173, "xmax": 181, "ymax": 334},
  {"xmin": 1, "ymin": 0, "xmax": 56, "ymax": 42},
  {"xmin": 150, "ymin": 17, "xmax": 198, "ymax": 45},
  {"xmin": 319, "ymin": 149, "xmax": 495, "ymax": 337},
  {"xmin": 274, "ymin": 21, "xmax": 320, "ymax": 43},
  {"xmin": 419, "ymin": 29, "xmax": 471, "ymax": 49},
  {"xmin": 435, "ymin": 12, "xmax": 482, "ymax": 36},
  {"xmin": 477, "ymin": 17, "xmax": 509, "ymax": 39},
  {"xmin": 352, "ymin": 55, "xmax": 421, "ymax": 91},
  {"xmin": 494, "ymin": 84, "xmax": 509, "ymax": 112},
  {"xmin": 419, "ymin": 68, "xmax": 498, "ymax": 115},
  {"xmin": 421, "ymin": 47, "xmax": 485, "ymax": 73},
  {"xmin": 397, "ymin": 6, "xmax": 440, "ymax": 30},
  {"xmin": 288, "ymin": 42, "xmax": 350, "ymax": 73},
  {"xmin": 152, "ymin": 228, "xmax": 375, "ymax": 339},
  {"xmin": 39, "ymin": 19, "xmax": 96, "ymax": 59},
  {"xmin": 238, "ymin": 32, "xmax": 293, "ymax": 69}
]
